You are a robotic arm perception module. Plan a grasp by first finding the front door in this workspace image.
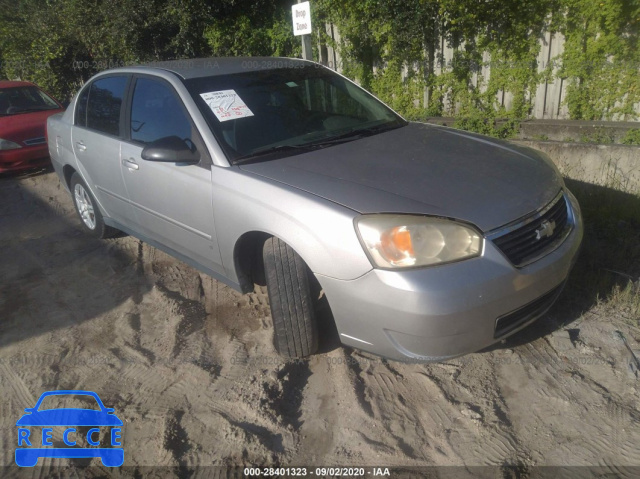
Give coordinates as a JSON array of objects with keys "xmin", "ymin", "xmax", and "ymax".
[{"xmin": 120, "ymin": 76, "xmax": 222, "ymax": 274}]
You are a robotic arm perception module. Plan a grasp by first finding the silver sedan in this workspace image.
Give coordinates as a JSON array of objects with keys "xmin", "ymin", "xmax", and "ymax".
[{"xmin": 47, "ymin": 57, "xmax": 583, "ymax": 361}]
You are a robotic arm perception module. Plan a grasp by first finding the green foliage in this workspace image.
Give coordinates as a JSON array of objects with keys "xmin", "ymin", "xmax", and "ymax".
[
  {"xmin": 560, "ymin": 0, "xmax": 640, "ymax": 120},
  {"xmin": 579, "ymin": 128, "xmax": 615, "ymax": 144},
  {"xmin": 622, "ymin": 129, "xmax": 640, "ymax": 146},
  {"xmin": 204, "ymin": 1, "xmax": 300, "ymax": 57},
  {"xmin": 0, "ymin": 0, "xmax": 217, "ymax": 100},
  {"xmin": 0, "ymin": 0, "xmax": 298, "ymax": 101},
  {"xmin": 0, "ymin": 0, "xmax": 637, "ymax": 126},
  {"xmin": 315, "ymin": 0, "xmax": 640, "ymax": 125},
  {"xmin": 452, "ymin": 116, "xmax": 520, "ymax": 139}
]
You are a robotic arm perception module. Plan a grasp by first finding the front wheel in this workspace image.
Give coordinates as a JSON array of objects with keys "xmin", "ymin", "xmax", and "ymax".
[
  {"xmin": 70, "ymin": 172, "xmax": 118, "ymax": 239},
  {"xmin": 263, "ymin": 237, "xmax": 319, "ymax": 358}
]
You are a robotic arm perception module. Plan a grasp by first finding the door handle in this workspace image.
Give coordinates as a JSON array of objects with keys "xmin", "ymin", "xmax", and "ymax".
[
  {"xmin": 76, "ymin": 141, "xmax": 86, "ymax": 152},
  {"xmin": 122, "ymin": 158, "xmax": 139, "ymax": 170}
]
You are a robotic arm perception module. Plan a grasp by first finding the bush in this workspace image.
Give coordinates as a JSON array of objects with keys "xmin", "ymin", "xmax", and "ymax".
[{"xmin": 622, "ymin": 129, "xmax": 640, "ymax": 146}]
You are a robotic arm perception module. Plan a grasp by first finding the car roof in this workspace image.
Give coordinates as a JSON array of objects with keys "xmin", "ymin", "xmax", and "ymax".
[
  {"xmin": 0, "ymin": 80, "xmax": 35, "ymax": 89},
  {"xmin": 109, "ymin": 56, "xmax": 314, "ymax": 80}
]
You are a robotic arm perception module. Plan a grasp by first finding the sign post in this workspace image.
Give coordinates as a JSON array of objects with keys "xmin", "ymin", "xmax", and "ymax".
[{"xmin": 292, "ymin": 1, "xmax": 313, "ymax": 61}]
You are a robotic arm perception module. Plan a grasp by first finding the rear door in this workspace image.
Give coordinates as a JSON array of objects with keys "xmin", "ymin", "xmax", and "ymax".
[
  {"xmin": 71, "ymin": 75, "xmax": 134, "ymax": 226},
  {"xmin": 119, "ymin": 75, "xmax": 223, "ymax": 274}
]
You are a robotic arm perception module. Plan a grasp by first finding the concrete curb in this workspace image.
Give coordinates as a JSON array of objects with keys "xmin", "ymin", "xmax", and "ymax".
[{"xmin": 511, "ymin": 139, "xmax": 640, "ymax": 193}]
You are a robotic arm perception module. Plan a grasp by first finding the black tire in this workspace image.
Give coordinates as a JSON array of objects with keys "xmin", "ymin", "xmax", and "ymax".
[
  {"xmin": 69, "ymin": 172, "xmax": 118, "ymax": 239},
  {"xmin": 263, "ymin": 237, "xmax": 319, "ymax": 358}
]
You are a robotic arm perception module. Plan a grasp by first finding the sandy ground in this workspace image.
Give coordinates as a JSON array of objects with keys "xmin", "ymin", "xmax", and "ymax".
[{"xmin": 1, "ymin": 169, "xmax": 639, "ymax": 476}]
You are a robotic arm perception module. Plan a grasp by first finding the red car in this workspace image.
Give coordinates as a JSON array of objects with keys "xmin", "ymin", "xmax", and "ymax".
[{"xmin": 0, "ymin": 81, "xmax": 65, "ymax": 173}]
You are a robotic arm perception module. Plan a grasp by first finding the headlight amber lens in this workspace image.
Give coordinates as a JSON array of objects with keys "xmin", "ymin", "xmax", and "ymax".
[
  {"xmin": 356, "ymin": 215, "xmax": 482, "ymax": 268},
  {"xmin": 380, "ymin": 226, "xmax": 415, "ymax": 263}
]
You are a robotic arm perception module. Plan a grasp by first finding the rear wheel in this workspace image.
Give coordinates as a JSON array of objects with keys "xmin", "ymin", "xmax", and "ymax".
[
  {"xmin": 70, "ymin": 172, "xmax": 118, "ymax": 239},
  {"xmin": 263, "ymin": 237, "xmax": 319, "ymax": 358}
]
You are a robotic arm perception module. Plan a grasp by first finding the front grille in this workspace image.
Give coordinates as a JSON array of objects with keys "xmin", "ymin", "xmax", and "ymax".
[
  {"xmin": 494, "ymin": 284, "xmax": 564, "ymax": 338},
  {"xmin": 24, "ymin": 137, "xmax": 46, "ymax": 146},
  {"xmin": 491, "ymin": 194, "xmax": 570, "ymax": 267}
]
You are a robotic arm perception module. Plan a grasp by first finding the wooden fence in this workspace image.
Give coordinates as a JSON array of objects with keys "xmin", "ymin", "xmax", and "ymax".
[{"xmin": 319, "ymin": 25, "xmax": 640, "ymax": 121}]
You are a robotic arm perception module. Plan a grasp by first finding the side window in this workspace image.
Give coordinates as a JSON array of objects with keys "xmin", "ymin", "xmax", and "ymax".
[
  {"xmin": 75, "ymin": 86, "xmax": 89, "ymax": 127},
  {"xmin": 130, "ymin": 77, "xmax": 192, "ymax": 144},
  {"xmin": 86, "ymin": 76, "xmax": 128, "ymax": 136}
]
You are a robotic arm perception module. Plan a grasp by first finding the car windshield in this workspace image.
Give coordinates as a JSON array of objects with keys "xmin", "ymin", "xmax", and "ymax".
[
  {"xmin": 0, "ymin": 86, "xmax": 59, "ymax": 116},
  {"xmin": 184, "ymin": 65, "xmax": 407, "ymax": 163},
  {"xmin": 37, "ymin": 394, "xmax": 101, "ymax": 411}
]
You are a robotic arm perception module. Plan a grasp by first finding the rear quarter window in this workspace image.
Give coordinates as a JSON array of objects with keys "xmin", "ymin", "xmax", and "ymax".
[{"xmin": 75, "ymin": 87, "xmax": 89, "ymax": 127}]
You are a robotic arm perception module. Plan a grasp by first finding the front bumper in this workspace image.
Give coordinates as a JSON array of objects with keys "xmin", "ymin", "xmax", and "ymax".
[
  {"xmin": 317, "ymin": 191, "xmax": 584, "ymax": 362},
  {"xmin": 0, "ymin": 145, "xmax": 51, "ymax": 173}
]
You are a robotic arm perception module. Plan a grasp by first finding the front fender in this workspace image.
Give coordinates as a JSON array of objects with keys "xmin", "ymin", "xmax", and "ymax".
[{"xmin": 211, "ymin": 166, "xmax": 373, "ymax": 282}]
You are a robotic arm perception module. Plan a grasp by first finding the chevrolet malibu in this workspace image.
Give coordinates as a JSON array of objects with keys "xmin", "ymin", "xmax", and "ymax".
[{"xmin": 47, "ymin": 57, "xmax": 583, "ymax": 361}]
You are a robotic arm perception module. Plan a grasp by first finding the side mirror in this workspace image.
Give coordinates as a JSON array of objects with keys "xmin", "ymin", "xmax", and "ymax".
[
  {"xmin": 141, "ymin": 136, "xmax": 200, "ymax": 164},
  {"xmin": 105, "ymin": 408, "xmax": 115, "ymax": 414},
  {"xmin": 24, "ymin": 408, "xmax": 34, "ymax": 413}
]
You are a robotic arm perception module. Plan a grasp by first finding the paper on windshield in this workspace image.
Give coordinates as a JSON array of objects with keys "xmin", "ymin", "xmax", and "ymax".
[{"xmin": 200, "ymin": 90, "xmax": 254, "ymax": 122}]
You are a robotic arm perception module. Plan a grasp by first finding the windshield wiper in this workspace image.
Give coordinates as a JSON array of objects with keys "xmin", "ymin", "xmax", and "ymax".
[
  {"xmin": 233, "ymin": 143, "xmax": 319, "ymax": 164},
  {"xmin": 232, "ymin": 122, "xmax": 404, "ymax": 165},
  {"xmin": 304, "ymin": 123, "xmax": 401, "ymax": 148}
]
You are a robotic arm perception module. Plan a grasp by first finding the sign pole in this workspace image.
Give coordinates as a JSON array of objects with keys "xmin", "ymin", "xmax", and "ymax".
[
  {"xmin": 292, "ymin": 1, "xmax": 313, "ymax": 61},
  {"xmin": 301, "ymin": 31, "xmax": 313, "ymax": 61}
]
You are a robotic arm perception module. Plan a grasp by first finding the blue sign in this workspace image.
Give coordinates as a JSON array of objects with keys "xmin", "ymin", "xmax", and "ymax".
[{"xmin": 15, "ymin": 390, "xmax": 123, "ymax": 467}]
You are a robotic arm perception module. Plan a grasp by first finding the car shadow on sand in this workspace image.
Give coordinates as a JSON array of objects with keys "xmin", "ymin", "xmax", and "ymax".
[{"xmin": 0, "ymin": 168, "xmax": 153, "ymax": 349}]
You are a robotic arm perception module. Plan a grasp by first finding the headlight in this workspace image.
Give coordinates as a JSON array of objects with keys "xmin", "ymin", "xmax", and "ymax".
[
  {"xmin": 0, "ymin": 138, "xmax": 22, "ymax": 150},
  {"xmin": 355, "ymin": 214, "xmax": 483, "ymax": 268}
]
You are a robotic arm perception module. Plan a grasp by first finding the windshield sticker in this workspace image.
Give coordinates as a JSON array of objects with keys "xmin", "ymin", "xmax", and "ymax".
[
  {"xmin": 286, "ymin": 81, "xmax": 298, "ymax": 87},
  {"xmin": 200, "ymin": 90, "xmax": 254, "ymax": 122}
]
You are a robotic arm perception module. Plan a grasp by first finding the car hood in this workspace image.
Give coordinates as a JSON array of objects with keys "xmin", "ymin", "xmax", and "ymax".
[
  {"xmin": 16, "ymin": 409, "xmax": 123, "ymax": 426},
  {"xmin": 0, "ymin": 109, "xmax": 64, "ymax": 144},
  {"xmin": 239, "ymin": 122, "xmax": 564, "ymax": 232}
]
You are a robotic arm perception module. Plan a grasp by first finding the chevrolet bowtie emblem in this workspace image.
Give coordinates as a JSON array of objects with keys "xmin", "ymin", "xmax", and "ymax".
[{"xmin": 535, "ymin": 220, "xmax": 556, "ymax": 240}]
